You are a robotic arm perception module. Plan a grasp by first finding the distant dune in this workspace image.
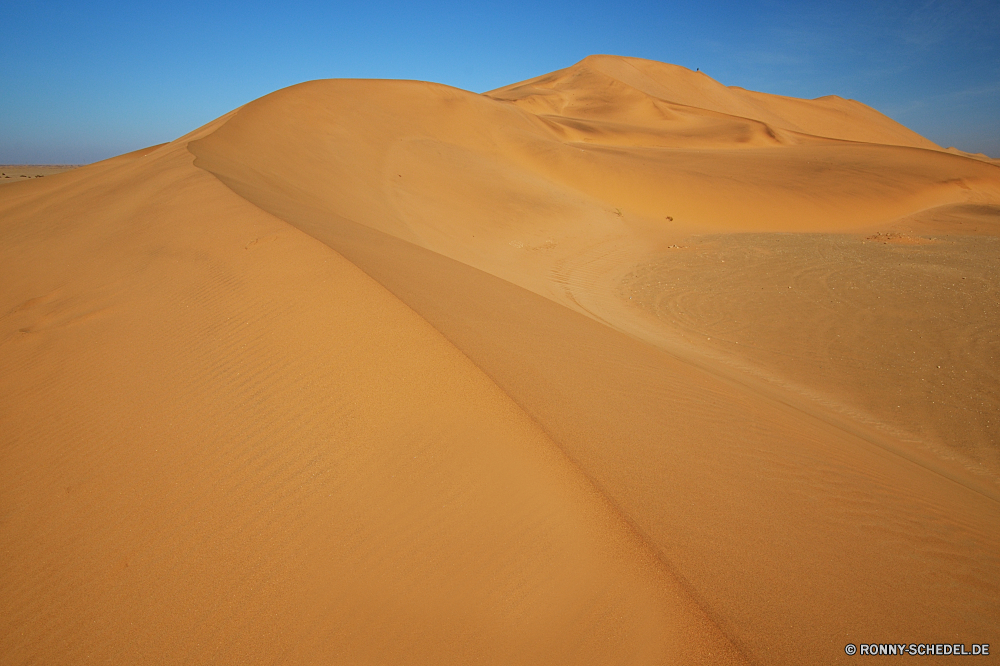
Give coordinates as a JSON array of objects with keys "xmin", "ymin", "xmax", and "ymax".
[{"xmin": 2, "ymin": 56, "xmax": 998, "ymax": 665}]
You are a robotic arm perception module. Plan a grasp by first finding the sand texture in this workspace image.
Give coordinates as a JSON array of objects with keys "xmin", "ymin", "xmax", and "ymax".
[{"xmin": 2, "ymin": 55, "xmax": 999, "ymax": 664}]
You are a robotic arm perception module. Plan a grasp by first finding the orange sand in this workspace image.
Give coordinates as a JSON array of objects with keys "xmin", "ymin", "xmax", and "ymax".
[{"xmin": 2, "ymin": 55, "xmax": 998, "ymax": 664}]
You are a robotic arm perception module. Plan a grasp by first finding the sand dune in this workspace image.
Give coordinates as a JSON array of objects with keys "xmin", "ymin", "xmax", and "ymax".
[
  {"xmin": 2, "ymin": 56, "xmax": 999, "ymax": 664},
  {"xmin": 488, "ymin": 55, "xmax": 941, "ymax": 149}
]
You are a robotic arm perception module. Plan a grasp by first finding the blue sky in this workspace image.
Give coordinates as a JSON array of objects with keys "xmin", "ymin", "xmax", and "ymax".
[{"xmin": 2, "ymin": 0, "xmax": 998, "ymax": 163}]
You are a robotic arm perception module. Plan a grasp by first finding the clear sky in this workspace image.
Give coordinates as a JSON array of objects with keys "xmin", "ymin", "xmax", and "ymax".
[{"xmin": 3, "ymin": 0, "xmax": 998, "ymax": 163}]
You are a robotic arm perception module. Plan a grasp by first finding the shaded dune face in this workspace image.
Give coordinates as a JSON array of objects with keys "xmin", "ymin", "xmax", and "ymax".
[{"xmin": 3, "ymin": 55, "xmax": 1000, "ymax": 665}]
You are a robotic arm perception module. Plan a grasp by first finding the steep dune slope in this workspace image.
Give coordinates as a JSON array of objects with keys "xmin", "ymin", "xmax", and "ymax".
[
  {"xmin": 0, "ymin": 134, "xmax": 743, "ymax": 665},
  {"xmin": 186, "ymin": 58, "xmax": 1000, "ymax": 663},
  {"xmin": 238, "ymin": 206, "xmax": 1000, "ymax": 665},
  {"xmin": 190, "ymin": 65, "xmax": 1000, "ymax": 466},
  {"xmin": 3, "ymin": 55, "xmax": 1000, "ymax": 665}
]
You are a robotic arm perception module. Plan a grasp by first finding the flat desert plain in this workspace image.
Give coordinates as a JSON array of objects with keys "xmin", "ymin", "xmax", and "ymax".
[
  {"xmin": 0, "ymin": 165, "xmax": 80, "ymax": 184},
  {"xmin": 2, "ymin": 56, "xmax": 999, "ymax": 665}
]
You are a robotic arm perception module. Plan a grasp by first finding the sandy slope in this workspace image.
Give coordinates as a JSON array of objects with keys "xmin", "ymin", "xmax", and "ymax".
[{"xmin": 2, "ymin": 56, "xmax": 999, "ymax": 664}]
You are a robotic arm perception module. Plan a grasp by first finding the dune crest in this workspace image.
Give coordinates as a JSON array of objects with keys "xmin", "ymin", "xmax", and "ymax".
[
  {"xmin": 487, "ymin": 54, "xmax": 943, "ymax": 149},
  {"xmin": 3, "ymin": 55, "xmax": 999, "ymax": 665}
]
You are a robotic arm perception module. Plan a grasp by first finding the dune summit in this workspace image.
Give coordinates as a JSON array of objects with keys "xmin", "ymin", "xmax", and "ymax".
[{"xmin": 2, "ymin": 55, "xmax": 999, "ymax": 665}]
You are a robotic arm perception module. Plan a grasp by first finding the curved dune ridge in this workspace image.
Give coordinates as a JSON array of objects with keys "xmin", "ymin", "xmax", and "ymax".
[{"xmin": 1, "ymin": 55, "xmax": 999, "ymax": 665}]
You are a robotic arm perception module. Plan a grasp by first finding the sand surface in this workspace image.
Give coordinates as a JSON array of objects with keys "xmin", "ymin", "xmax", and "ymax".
[{"xmin": 2, "ymin": 55, "xmax": 999, "ymax": 664}]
